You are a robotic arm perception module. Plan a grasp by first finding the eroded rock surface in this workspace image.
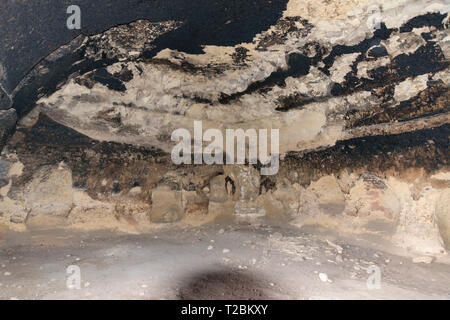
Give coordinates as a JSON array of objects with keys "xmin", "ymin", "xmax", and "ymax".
[
  {"xmin": 0, "ymin": 109, "xmax": 17, "ymax": 150},
  {"xmin": 150, "ymin": 185, "xmax": 184, "ymax": 223},
  {"xmin": 26, "ymin": 164, "xmax": 74, "ymax": 218},
  {"xmin": 436, "ymin": 189, "xmax": 450, "ymax": 249},
  {"xmin": 0, "ymin": 0, "xmax": 448, "ymax": 256}
]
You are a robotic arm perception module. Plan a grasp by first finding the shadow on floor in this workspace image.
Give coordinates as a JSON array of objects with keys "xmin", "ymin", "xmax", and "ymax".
[{"xmin": 177, "ymin": 268, "xmax": 273, "ymax": 300}]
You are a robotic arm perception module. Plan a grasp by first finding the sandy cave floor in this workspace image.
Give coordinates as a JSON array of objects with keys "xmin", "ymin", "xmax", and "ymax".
[{"xmin": 0, "ymin": 219, "xmax": 449, "ymax": 300}]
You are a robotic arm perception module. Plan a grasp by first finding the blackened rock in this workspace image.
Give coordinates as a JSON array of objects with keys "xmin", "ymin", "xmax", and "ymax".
[
  {"xmin": 0, "ymin": 86, "xmax": 11, "ymax": 110},
  {"xmin": 0, "ymin": 109, "xmax": 17, "ymax": 150}
]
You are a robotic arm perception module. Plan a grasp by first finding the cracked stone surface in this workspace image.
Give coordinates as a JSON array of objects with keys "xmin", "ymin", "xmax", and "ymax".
[{"xmin": 0, "ymin": 0, "xmax": 449, "ymax": 260}]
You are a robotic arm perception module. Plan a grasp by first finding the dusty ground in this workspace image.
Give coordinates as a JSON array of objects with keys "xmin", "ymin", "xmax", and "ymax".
[{"xmin": 0, "ymin": 219, "xmax": 449, "ymax": 300}]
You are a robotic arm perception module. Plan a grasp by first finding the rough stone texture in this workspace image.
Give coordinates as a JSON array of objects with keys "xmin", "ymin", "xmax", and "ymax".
[
  {"xmin": 207, "ymin": 198, "xmax": 235, "ymax": 218},
  {"xmin": 344, "ymin": 174, "xmax": 401, "ymax": 234},
  {"xmin": 223, "ymin": 165, "xmax": 264, "ymax": 216},
  {"xmin": 430, "ymin": 172, "xmax": 450, "ymax": 189},
  {"xmin": 209, "ymin": 175, "xmax": 230, "ymax": 203},
  {"xmin": 150, "ymin": 185, "xmax": 184, "ymax": 223},
  {"xmin": 0, "ymin": 1, "xmax": 447, "ymax": 255},
  {"xmin": 22, "ymin": 0, "xmax": 446, "ymax": 159},
  {"xmin": 1, "ymin": 161, "xmax": 74, "ymax": 224},
  {"xmin": 389, "ymin": 177, "xmax": 446, "ymax": 255},
  {"xmin": 182, "ymin": 189, "xmax": 209, "ymax": 216},
  {"xmin": 0, "ymin": 153, "xmax": 25, "ymax": 224},
  {"xmin": 207, "ymin": 175, "xmax": 234, "ymax": 217},
  {"xmin": 26, "ymin": 164, "xmax": 74, "ymax": 217},
  {"xmin": 436, "ymin": 189, "xmax": 450, "ymax": 249},
  {"xmin": 0, "ymin": 86, "xmax": 11, "ymax": 110},
  {"xmin": 345, "ymin": 174, "xmax": 400, "ymax": 219},
  {"xmin": 0, "ymin": 0, "xmax": 290, "ymax": 135},
  {"xmin": 266, "ymin": 182, "xmax": 302, "ymax": 219},
  {"xmin": 308, "ymin": 176, "xmax": 346, "ymax": 215},
  {"xmin": 223, "ymin": 166, "xmax": 260, "ymax": 202},
  {"xmin": 0, "ymin": 109, "xmax": 17, "ymax": 150},
  {"xmin": 0, "ymin": 157, "xmax": 11, "ymax": 188}
]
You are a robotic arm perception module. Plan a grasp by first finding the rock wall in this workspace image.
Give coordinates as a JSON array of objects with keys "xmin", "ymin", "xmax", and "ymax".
[{"xmin": 0, "ymin": 0, "xmax": 448, "ymax": 255}]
